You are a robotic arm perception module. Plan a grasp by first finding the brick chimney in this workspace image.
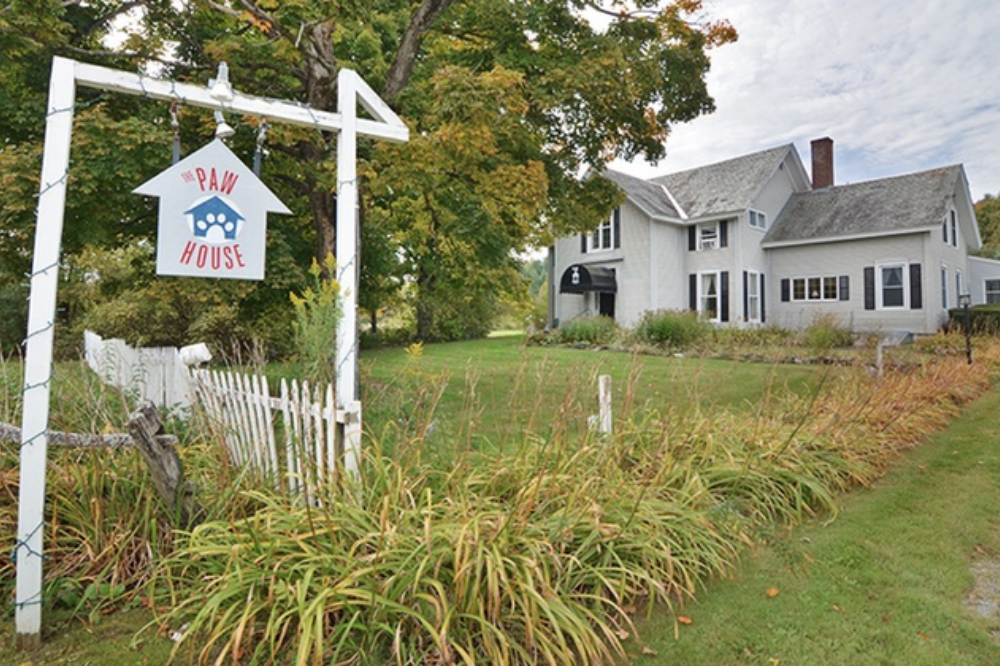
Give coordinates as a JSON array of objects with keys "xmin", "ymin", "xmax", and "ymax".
[{"xmin": 810, "ymin": 137, "xmax": 834, "ymax": 189}]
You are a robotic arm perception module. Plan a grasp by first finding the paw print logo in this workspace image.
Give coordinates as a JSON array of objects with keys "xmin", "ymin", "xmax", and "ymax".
[{"xmin": 184, "ymin": 195, "xmax": 245, "ymax": 244}]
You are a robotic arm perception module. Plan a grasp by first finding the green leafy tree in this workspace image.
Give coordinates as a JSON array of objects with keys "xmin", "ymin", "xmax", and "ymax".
[
  {"xmin": 975, "ymin": 193, "xmax": 1000, "ymax": 257},
  {"xmin": 1, "ymin": 0, "xmax": 735, "ymax": 347}
]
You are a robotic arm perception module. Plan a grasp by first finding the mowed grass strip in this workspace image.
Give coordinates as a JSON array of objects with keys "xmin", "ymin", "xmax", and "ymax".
[{"xmin": 636, "ymin": 381, "xmax": 1000, "ymax": 665}]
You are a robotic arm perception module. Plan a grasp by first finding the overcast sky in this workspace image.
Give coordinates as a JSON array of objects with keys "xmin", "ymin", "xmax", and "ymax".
[{"xmin": 610, "ymin": 0, "xmax": 1000, "ymax": 201}]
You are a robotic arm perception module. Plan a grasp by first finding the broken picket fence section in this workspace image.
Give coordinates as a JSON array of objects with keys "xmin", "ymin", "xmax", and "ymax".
[{"xmin": 192, "ymin": 369, "xmax": 360, "ymax": 501}]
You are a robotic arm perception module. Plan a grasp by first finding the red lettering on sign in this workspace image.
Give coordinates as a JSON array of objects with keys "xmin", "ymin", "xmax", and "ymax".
[
  {"xmin": 193, "ymin": 167, "xmax": 239, "ymax": 195},
  {"xmin": 219, "ymin": 171, "xmax": 239, "ymax": 195},
  {"xmin": 195, "ymin": 244, "xmax": 208, "ymax": 268},
  {"xmin": 179, "ymin": 241, "xmax": 196, "ymax": 265},
  {"xmin": 233, "ymin": 244, "xmax": 246, "ymax": 268},
  {"xmin": 176, "ymin": 240, "xmax": 248, "ymax": 273}
]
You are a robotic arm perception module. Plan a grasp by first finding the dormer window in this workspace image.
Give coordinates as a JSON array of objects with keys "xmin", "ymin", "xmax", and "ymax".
[{"xmin": 748, "ymin": 209, "xmax": 767, "ymax": 230}]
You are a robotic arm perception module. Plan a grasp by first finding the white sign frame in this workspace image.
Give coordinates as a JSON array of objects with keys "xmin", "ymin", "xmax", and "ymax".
[{"xmin": 15, "ymin": 56, "xmax": 407, "ymax": 644}]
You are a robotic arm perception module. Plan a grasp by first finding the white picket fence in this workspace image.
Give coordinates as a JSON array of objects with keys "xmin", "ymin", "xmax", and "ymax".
[
  {"xmin": 84, "ymin": 330, "xmax": 211, "ymax": 410},
  {"xmin": 193, "ymin": 369, "xmax": 360, "ymax": 499}
]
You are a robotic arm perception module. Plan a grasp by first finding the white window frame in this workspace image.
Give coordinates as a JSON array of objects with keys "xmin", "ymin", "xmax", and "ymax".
[
  {"xmin": 698, "ymin": 271, "xmax": 721, "ymax": 322},
  {"xmin": 949, "ymin": 209, "xmax": 959, "ymax": 248},
  {"xmin": 877, "ymin": 262, "xmax": 908, "ymax": 310},
  {"xmin": 790, "ymin": 275, "xmax": 840, "ymax": 302},
  {"xmin": 986, "ymin": 279, "xmax": 1000, "ymax": 304},
  {"xmin": 956, "ymin": 269, "xmax": 964, "ymax": 300},
  {"xmin": 747, "ymin": 270, "xmax": 762, "ymax": 323},
  {"xmin": 941, "ymin": 264, "xmax": 949, "ymax": 309},
  {"xmin": 588, "ymin": 210, "xmax": 618, "ymax": 252},
  {"xmin": 748, "ymin": 209, "xmax": 766, "ymax": 230},
  {"xmin": 697, "ymin": 222, "xmax": 719, "ymax": 251}
]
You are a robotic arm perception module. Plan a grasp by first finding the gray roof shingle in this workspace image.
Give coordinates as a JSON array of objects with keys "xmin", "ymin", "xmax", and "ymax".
[
  {"xmin": 602, "ymin": 169, "xmax": 680, "ymax": 219},
  {"xmin": 763, "ymin": 165, "xmax": 962, "ymax": 245},
  {"xmin": 651, "ymin": 144, "xmax": 792, "ymax": 218}
]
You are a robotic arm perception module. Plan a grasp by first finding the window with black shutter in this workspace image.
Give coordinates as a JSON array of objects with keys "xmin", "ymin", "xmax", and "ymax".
[
  {"xmin": 720, "ymin": 271, "xmax": 730, "ymax": 323},
  {"xmin": 864, "ymin": 266, "xmax": 875, "ymax": 310},
  {"xmin": 838, "ymin": 275, "xmax": 850, "ymax": 301},
  {"xmin": 909, "ymin": 263, "xmax": 922, "ymax": 309}
]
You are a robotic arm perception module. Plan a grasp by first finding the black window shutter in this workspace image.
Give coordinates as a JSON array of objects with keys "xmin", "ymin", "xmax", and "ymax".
[
  {"xmin": 839, "ymin": 275, "xmax": 850, "ymax": 301},
  {"xmin": 910, "ymin": 263, "xmax": 922, "ymax": 309},
  {"xmin": 580, "ymin": 233, "xmax": 587, "ymax": 254},
  {"xmin": 688, "ymin": 226, "xmax": 696, "ymax": 252},
  {"xmin": 742, "ymin": 271, "xmax": 749, "ymax": 322},
  {"xmin": 689, "ymin": 274, "xmax": 697, "ymax": 311},
  {"xmin": 760, "ymin": 274, "xmax": 766, "ymax": 323},
  {"xmin": 720, "ymin": 220, "xmax": 729, "ymax": 248},
  {"xmin": 780, "ymin": 278, "xmax": 790, "ymax": 302},
  {"xmin": 613, "ymin": 207, "xmax": 621, "ymax": 249},
  {"xmin": 720, "ymin": 271, "xmax": 730, "ymax": 322},
  {"xmin": 864, "ymin": 266, "xmax": 875, "ymax": 310}
]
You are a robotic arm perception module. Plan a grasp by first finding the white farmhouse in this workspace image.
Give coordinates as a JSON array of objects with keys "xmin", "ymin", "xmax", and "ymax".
[{"xmin": 550, "ymin": 138, "xmax": 1000, "ymax": 334}]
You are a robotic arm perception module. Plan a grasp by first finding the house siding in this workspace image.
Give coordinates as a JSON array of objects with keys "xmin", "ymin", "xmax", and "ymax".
[
  {"xmin": 552, "ymin": 201, "xmax": 651, "ymax": 327},
  {"xmin": 768, "ymin": 234, "xmax": 938, "ymax": 333},
  {"xmin": 739, "ymin": 154, "xmax": 802, "ymax": 323}
]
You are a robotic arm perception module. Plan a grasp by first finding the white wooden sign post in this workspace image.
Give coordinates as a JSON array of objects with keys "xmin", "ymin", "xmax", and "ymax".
[{"xmin": 14, "ymin": 56, "xmax": 407, "ymax": 646}]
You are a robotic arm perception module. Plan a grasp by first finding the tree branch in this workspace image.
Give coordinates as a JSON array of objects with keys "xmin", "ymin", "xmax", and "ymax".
[
  {"xmin": 383, "ymin": 0, "xmax": 455, "ymax": 102},
  {"xmin": 0, "ymin": 420, "xmax": 177, "ymax": 449}
]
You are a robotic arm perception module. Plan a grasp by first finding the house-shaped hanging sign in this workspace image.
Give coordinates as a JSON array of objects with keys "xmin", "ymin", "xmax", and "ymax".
[{"xmin": 133, "ymin": 139, "xmax": 290, "ymax": 280}]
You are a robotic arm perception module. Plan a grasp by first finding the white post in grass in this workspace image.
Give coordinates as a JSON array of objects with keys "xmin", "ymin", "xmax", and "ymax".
[
  {"xmin": 336, "ymin": 69, "xmax": 360, "ymax": 476},
  {"xmin": 598, "ymin": 374, "xmax": 612, "ymax": 435},
  {"xmin": 15, "ymin": 56, "xmax": 407, "ymax": 646},
  {"xmin": 14, "ymin": 56, "xmax": 76, "ymax": 647}
]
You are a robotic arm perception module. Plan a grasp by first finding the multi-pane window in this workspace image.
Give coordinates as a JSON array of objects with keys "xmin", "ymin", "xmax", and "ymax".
[
  {"xmin": 698, "ymin": 223, "xmax": 719, "ymax": 250},
  {"xmin": 956, "ymin": 269, "xmax": 964, "ymax": 299},
  {"xmin": 880, "ymin": 264, "xmax": 906, "ymax": 308},
  {"xmin": 950, "ymin": 209, "xmax": 959, "ymax": 248},
  {"xmin": 749, "ymin": 209, "xmax": 767, "ymax": 230},
  {"xmin": 747, "ymin": 271, "xmax": 762, "ymax": 322},
  {"xmin": 588, "ymin": 210, "xmax": 618, "ymax": 252},
  {"xmin": 700, "ymin": 272, "xmax": 720, "ymax": 321},
  {"xmin": 986, "ymin": 279, "xmax": 1000, "ymax": 304},
  {"xmin": 790, "ymin": 275, "xmax": 841, "ymax": 301}
]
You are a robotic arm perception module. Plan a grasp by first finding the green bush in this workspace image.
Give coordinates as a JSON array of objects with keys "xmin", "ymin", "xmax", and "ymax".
[
  {"xmin": 554, "ymin": 315, "xmax": 618, "ymax": 345},
  {"xmin": 948, "ymin": 304, "xmax": 1000, "ymax": 334},
  {"xmin": 633, "ymin": 309, "xmax": 710, "ymax": 348},
  {"xmin": 802, "ymin": 313, "xmax": 853, "ymax": 351}
]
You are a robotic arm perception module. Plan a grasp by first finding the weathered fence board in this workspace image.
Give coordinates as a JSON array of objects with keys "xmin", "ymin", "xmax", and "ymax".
[{"xmin": 194, "ymin": 370, "xmax": 356, "ymax": 499}]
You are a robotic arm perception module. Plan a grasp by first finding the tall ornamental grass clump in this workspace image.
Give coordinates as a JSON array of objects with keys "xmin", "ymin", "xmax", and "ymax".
[
  {"xmin": 553, "ymin": 315, "xmax": 618, "ymax": 345},
  {"xmin": 158, "ymin": 346, "xmax": 995, "ymax": 664},
  {"xmin": 802, "ymin": 313, "xmax": 853, "ymax": 351},
  {"xmin": 633, "ymin": 309, "xmax": 710, "ymax": 349}
]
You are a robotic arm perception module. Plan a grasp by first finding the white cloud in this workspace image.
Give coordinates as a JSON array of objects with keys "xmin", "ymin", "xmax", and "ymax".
[{"xmin": 612, "ymin": 0, "xmax": 1000, "ymax": 199}]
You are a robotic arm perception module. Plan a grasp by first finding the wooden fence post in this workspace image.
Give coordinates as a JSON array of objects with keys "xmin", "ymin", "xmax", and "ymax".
[
  {"xmin": 598, "ymin": 375, "xmax": 612, "ymax": 435},
  {"xmin": 127, "ymin": 401, "xmax": 200, "ymax": 526}
]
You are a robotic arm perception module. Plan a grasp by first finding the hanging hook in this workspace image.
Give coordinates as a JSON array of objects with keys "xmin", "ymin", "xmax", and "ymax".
[
  {"xmin": 253, "ymin": 120, "xmax": 270, "ymax": 176},
  {"xmin": 170, "ymin": 100, "xmax": 181, "ymax": 165}
]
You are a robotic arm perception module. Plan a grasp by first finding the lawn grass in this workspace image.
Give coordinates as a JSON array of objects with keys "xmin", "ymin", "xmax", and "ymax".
[
  {"xmin": 634, "ymin": 378, "xmax": 1000, "ymax": 664},
  {"xmin": 357, "ymin": 335, "xmax": 820, "ymax": 447}
]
